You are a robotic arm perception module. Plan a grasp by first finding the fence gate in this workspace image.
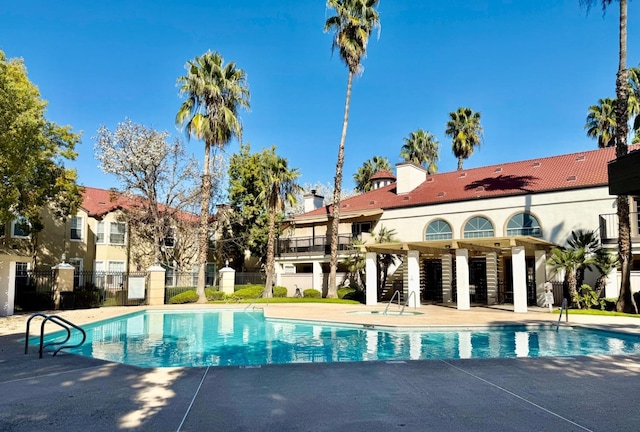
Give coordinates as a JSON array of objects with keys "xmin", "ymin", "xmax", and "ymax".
[{"xmin": 75, "ymin": 271, "xmax": 147, "ymax": 307}]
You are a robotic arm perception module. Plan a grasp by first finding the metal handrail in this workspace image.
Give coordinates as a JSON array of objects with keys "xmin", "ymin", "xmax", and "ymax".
[
  {"xmin": 400, "ymin": 291, "xmax": 417, "ymax": 315},
  {"xmin": 244, "ymin": 288, "xmax": 268, "ymax": 311},
  {"xmin": 383, "ymin": 290, "xmax": 402, "ymax": 315},
  {"xmin": 555, "ymin": 298, "xmax": 569, "ymax": 331},
  {"xmin": 25, "ymin": 313, "xmax": 86, "ymax": 358}
]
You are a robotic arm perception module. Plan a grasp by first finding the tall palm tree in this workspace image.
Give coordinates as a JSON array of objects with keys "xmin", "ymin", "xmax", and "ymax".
[
  {"xmin": 580, "ymin": 0, "xmax": 633, "ymax": 313},
  {"xmin": 176, "ymin": 51, "xmax": 250, "ymax": 303},
  {"xmin": 445, "ymin": 107, "xmax": 483, "ymax": 171},
  {"xmin": 585, "ymin": 98, "xmax": 616, "ymax": 147},
  {"xmin": 628, "ymin": 67, "xmax": 640, "ymax": 142},
  {"xmin": 400, "ymin": 129, "xmax": 439, "ymax": 174},
  {"xmin": 258, "ymin": 148, "xmax": 301, "ymax": 298},
  {"xmin": 324, "ymin": 0, "xmax": 380, "ymax": 298},
  {"xmin": 353, "ymin": 155, "xmax": 391, "ymax": 193}
]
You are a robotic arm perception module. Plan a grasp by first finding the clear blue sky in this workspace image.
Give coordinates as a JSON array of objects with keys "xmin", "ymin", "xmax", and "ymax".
[{"xmin": 2, "ymin": 1, "xmax": 638, "ymax": 194}]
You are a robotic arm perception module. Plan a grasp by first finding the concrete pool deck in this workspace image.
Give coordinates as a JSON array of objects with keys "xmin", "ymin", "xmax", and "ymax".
[{"xmin": 2, "ymin": 303, "xmax": 640, "ymax": 431}]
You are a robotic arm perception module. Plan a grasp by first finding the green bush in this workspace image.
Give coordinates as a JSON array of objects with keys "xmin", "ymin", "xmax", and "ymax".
[
  {"xmin": 303, "ymin": 288, "xmax": 321, "ymax": 298},
  {"xmin": 206, "ymin": 288, "xmax": 225, "ymax": 301},
  {"xmin": 602, "ymin": 297, "xmax": 618, "ymax": 311},
  {"xmin": 234, "ymin": 284, "xmax": 263, "ymax": 292},
  {"xmin": 233, "ymin": 285, "xmax": 265, "ymax": 299},
  {"xmin": 273, "ymin": 286, "xmax": 288, "ymax": 298},
  {"xmin": 168, "ymin": 290, "xmax": 199, "ymax": 304},
  {"xmin": 337, "ymin": 287, "xmax": 356, "ymax": 299}
]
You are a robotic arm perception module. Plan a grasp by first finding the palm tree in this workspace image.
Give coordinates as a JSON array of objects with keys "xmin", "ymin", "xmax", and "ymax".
[
  {"xmin": 445, "ymin": 107, "xmax": 483, "ymax": 171},
  {"xmin": 258, "ymin": 148, "xmax": 301, "ymax": 298},
  {"xmin": 628, "ymin": 67, "xmax": 640, "ymax": 143},
  {"xmin": 400, "ymin": 129, "xmax": 439, "ymax": 174},
  {"xmin": 324, "ymin": 0, "xmax": 380, "ymax": 298},
  {"xmin": 593, "ymin": 249, "xmax": 619, "ymax": 298},
  {"xmin": 585, "ymin": 98, "xmax": 616, "ymax": 148},
  {"xmin": 547, "ymin": 246, "xmax": 586, "ymax": 308},
  {"xmin": 375, "ymin": 226, "xmax": 399, "ymax": 293},
  {"xmin": 580, "ymin": 0, "xmax": 633, "ymax": 313},
  {"xmin": 176, "ymin": 51, "xmax": 250, "ymax": 303},
  {"xmin": 353, "ymin": 155, "xmax": 391, "ymax": 193},
  {"xmin": 567, "ymin": 229, "xmax": 601, "ymax": 288}
]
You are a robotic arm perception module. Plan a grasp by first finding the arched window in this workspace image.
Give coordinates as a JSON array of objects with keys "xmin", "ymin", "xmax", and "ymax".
[
  {"xmin": 464, "ymin": 216, "xmax": 494, "ymax": 238},
  {"xmin": 507, "ymin": 213, "xmax": 542, "ymax": 237},
  {"xmin": 425, "ymin": 220, "xmax": 452, "ymax": 240}
]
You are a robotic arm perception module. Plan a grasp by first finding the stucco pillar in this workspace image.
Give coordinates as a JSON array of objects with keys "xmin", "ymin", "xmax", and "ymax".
[
  {"xmin": 455, "ymin": 249, "xmax": 470, "ymax": 310},
  {"xmin": 534, "ymin": 250, "xmax": 547, "ymax": 307},
  {"xmin": 219, "ymin": 265, "xmax": 236, "ymax": 295},
  {"xmin": 274, "ymin": 262, "xmax": 282, "ymax": 287},
  {"xmin": 313, "ymin": 261, "xmax": 323, "ymax": 292},
  {"xmin": 605, "ymin": 268, "xmax": 618, "ymax": 298},
  {"xmin": 512, "ymin": 246, "xmax": 527, "ymax": 313},
  {"xmin": 53, "ymin": 263, "xmax": 75, "ymax": 310},
  {"xmin": 406, "ymin": 250, "xmax": 420, "ymax": 308},
  {"xmin": 441, "ymin": 253, "xmax": 453, "ymax": 303},
  {"xmin": 486, "ymin": 252, "xmax": 498, "ymax": 305},
  {"xmin": 1, "ymin": 261, "xmax": 16, "ymax": 317},
  {"xmin": 146, "ymin": 264, "xmax": 166, "ymax": 306},
  {"xmin": 365, "ymin": 252, "xmax": 377, "ymax": 306}
]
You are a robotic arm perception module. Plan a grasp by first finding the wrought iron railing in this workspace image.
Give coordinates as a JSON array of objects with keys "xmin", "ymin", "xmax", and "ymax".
[{"xmin": 276, "ymin": 234, "xmax": 355, "ymax": 256}]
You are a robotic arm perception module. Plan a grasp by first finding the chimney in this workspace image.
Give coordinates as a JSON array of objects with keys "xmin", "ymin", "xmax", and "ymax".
[
  {"xmin": 303, "ymin": 189, "xmax": 324, "ymax": 212},
  {"xmin": 396, "ymin": 162, "xmax": 427, "ymax": 194}
]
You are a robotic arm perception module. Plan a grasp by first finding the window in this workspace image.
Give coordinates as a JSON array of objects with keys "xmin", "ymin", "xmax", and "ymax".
[
  {"xmin": 70, "ymin": 216, "xmax": 83, "ymax": 241},
  {"xmin": 425, "ymin": 220, "xmax": 453, "ymax": 241},
  {"xmin": 96, "ymin": 221, "xmax": 105, "ymax": 244},
  {"xmin": 108, "ymin": 261, "xmax": 125, "ymax": 273},
  {"xmin": 463, "ymin": 216, "xmax": 494, "ymax": 239},
  {"xmin": 109, "ymin": 222, "xmax": 126, "ymax": 244},
  {"xmin": 507, "ymin": 213, "xmax": 542, "ymax": 237},
  {"xmin": 11, "ymin": 216, "xmax": 30, "ymax": 238},
  {"xmin": 352, "ymin": 222, "xmax": 372, "ymax": 238},
  {"xmin": 163, "ymin": 227, "xmax": 176, "ymax": 248}
]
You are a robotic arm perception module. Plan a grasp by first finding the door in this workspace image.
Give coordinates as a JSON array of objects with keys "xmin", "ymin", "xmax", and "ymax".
[
  {"xmin": 423, "ymin": 260, "xmax": 443, "ymax": 303},
  {"xmin": 469, "ymin": 258, "xmax": 487, "ymax": 304}
]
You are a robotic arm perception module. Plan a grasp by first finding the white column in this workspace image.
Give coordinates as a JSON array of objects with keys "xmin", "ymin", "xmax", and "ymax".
[
  {"xmin": 407, "ymin": 250, "xmax": 420, "ymax": 308},
  {"xmin": 1, "ymin": 262, "xmax": 16, "ymax": 317},
  {"xmin": 512, "ymin": 246, "xmax": 527, "ymax": 313},
  {"xmin": 365, "ymin": 252, "xmax": 377, "ymax": 306},
  {"xmin": 274, "ymin": 262, "xmax": 283, "ymax": 287},
  {"xmin": 605, "ymin": 268, "xmax": 618, "ymax": 298},
  {"xmin": 534, "ymin": 250, "xmax": 547, "ymax": 307},
  {"xmin": 312, "ymin": 261, "xmax": 323, "ymax": 291},
  {"xmin": 455, "ymin": 249, "xmax": 470, "ymax": 310},
  {"xmin": 486, "ymin": 252, "xmax": 498, "ymax": 305},
  {"xmin": 441, "ymin": 254, "xmax": 453, "ymax": 303}
]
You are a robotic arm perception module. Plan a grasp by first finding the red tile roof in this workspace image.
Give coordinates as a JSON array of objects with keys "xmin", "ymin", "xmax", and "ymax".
[
  {"xmin": 370, "ymin": 169, "xmax": 396, "ymax": 180},
  {"xmin": 298, "ymin": 146, "xmax": 637, "ymax": 219},
  {"xmin": 80, "ymin": 186, "xmax": 200, "ymax": 222}
]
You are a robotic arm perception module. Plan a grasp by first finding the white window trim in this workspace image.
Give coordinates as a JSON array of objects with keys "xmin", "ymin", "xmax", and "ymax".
[
  {"xmin": 70, "ymin": 216, "xmax": 84, "ymax": 242},
  {"xmin": 109, "ymin": 221, "xmax": 127, "ymax": 245},
  {"xmin": 11, "ymin": 217, "xmax": 30, "ymax": 239}
]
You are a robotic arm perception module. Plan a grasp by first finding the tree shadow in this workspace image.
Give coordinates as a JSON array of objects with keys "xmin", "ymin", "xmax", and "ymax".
[{"xmin": 464, "ymin": 175, "xmax": 539, "ymax": 193}]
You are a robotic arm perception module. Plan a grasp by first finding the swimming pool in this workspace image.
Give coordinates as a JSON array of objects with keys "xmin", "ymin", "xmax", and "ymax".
[{"xmin": 37, "ymin": 309, "xmax": 640, "ymax": 368}]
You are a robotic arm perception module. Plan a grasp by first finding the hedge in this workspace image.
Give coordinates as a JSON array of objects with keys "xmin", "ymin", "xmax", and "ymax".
[
  {"xmin": 303, "ymin": 288, "xmax": 321, "ymax": 298},
  {"xmin": 168, "ymin": 290, "xmax": 199, "ymax": 304}
]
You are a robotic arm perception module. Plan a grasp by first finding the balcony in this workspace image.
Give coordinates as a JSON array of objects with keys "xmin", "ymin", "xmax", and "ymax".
[
  {"xmin": 276, "ymin": 234, "xmax": 355, "ymax": 256},
  {"xmin": 599, "ymin": 212, "xmax": 640, "ymax": 243}
]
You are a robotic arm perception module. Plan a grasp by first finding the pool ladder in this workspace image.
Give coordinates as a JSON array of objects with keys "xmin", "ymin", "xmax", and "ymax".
[
  {"xmin": 24, "ymin": 313, "xmax": 86, "ymax": 358},
  {"xmin": 244, "ymin": 288, "xmax": 268, "ymax": 311},
  {"xmin": 383, "ymin": 291, "xmax": 417, "ymax": 316},
  {"xmin": 555, "ymin": 298, "xmax": 569, "ymax": 331}
]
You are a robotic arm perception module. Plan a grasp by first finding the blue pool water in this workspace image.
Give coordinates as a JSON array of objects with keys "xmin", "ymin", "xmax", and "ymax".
[{"xmin": 38, "ymin": 309, "xmax": 640, "ymax": 368}]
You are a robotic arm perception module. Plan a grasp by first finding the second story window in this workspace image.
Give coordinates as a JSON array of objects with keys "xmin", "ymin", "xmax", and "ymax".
[
  {"xmin": 70, "ymin": 216, "xmax": 83, "ymax": 241},
  {"xmin": 352, "ymin": 222, "xmax": 372, "ymax": 238},
  {"xmin": 11, "ymin": 216, "xmax": 30, "ymax": 238},
  {"xmin": 163, "ymin": 228, "xmax": 176, "ymax": 248},
  {"xmin": 96, "ymin": 221, "xmax": 105, "ymax": 244},
  {"xmin": 109, "ymin": 222, "xmax": 126, "ymax": 245}
]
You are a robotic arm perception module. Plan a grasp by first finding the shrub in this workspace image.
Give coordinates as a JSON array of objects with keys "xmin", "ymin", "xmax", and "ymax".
[
  {"xmin": 233, "ymin": 285, "xmax": 265, "ymax": 300},
  {"xmin": 168, "ymin": 290, "xmax": 199, "ymax": 304},
  {"xmin": 273, "ymin": 286, "xmax": 288, "ymax": 298},
  {"xmin": 337, "ymin": 287, "xmax": 356, "ymax": 299},
  {"xmin": 206, "ymin": 288, "xmax": 225, "ymax": 301},
  {"xmin": 303, "ymin": 288, "xmax": 321, "ymax": 298}
]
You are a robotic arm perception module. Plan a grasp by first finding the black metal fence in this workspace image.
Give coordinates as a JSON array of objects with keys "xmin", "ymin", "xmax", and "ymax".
[
  {"xmin": 14, "ymin": 269, "xmax": 56, "ymax": 311},
  {"xmin": 74, "ymin": 270, "xmax": 147, "ymax": 307}
]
